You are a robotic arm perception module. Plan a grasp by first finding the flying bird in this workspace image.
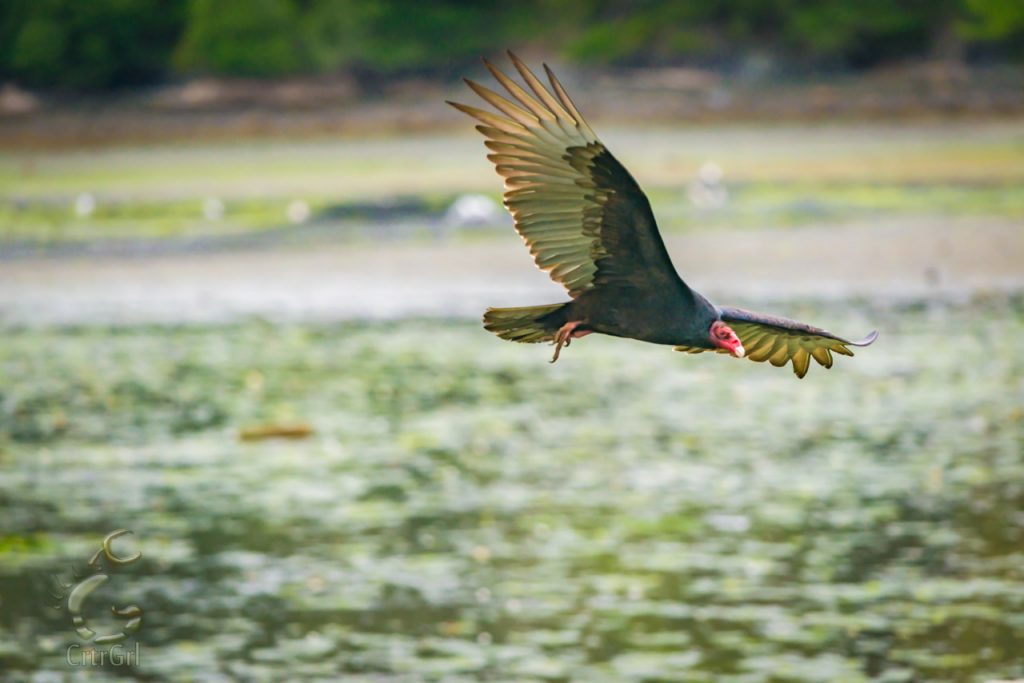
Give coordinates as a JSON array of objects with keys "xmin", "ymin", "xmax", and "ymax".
[{"xmin": 448, "ymin": 52, "xmax": 877, "ymax": 378}]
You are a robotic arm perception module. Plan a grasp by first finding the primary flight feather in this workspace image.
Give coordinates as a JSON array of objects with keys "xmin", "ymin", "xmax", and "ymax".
[{"xmin": 448, "ymin": 52, "xmax": 877, "ymax": 378}]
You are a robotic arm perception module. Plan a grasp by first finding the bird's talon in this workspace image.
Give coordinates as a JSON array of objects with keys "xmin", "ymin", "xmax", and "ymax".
[{"xmin": 549, "ymin": 321, "xmax": 584, "ymax": 363}]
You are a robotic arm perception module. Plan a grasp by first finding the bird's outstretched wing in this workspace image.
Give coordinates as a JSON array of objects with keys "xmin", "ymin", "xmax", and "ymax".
[
  {"xmin": 675, "ymin": 307, "xmax": 878, "ymax": 378},
  {"xmin": 448, "ymin": 52, "xmax": 689, "ymax": 299}
]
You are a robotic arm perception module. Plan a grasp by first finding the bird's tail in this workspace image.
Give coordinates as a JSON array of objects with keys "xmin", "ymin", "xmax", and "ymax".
[{"xmin": 483, "ymin": 303, "xmax": 567, "ymax": 343}]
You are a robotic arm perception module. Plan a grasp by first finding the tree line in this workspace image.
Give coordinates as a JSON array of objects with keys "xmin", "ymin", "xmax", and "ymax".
[{"xmin": 1, "ymin": 0, "xmax": 1021, "ymax": 91}]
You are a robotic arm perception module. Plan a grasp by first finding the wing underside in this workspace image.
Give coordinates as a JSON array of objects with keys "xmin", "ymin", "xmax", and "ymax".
[{"xmin": 448, "ymin": 52, "xmax": 686, "ymax": 299}]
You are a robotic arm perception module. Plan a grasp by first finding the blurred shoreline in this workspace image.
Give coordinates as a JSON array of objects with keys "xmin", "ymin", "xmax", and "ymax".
[
  {"xmin": 2, "ymin": 216, "xmax": 1020, "ymax": 326},
  {"xmin": 2, "ymin": 61, "xmax": 1022, "ymax": 150},
  {"xmin": 3, "ymin": 67, "xmax": 1022, "ymax": 326}
]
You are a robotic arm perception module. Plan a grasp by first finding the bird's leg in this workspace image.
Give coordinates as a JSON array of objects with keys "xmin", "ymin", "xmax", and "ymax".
[{"xmin": 550, "ymin": 322, "xmax": 591, "ymax": 363}]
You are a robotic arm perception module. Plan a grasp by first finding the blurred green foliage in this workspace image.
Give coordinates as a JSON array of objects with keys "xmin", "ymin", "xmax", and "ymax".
[
  {"xmin": 173, "ymin": 0, "xmax": 304, "ymax": 76},
  {"xmin": 0, "ymin": 0, "xmax": 185, "ymax": 89},
  {"xmin": 0, "ymin": 0, "xmax": 1022, "ymax": 89}
]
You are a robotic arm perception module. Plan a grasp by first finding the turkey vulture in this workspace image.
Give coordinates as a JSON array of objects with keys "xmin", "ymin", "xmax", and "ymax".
[{"xmin": 448, "ymin": 52, "xmax": 877, "ymax": 378}]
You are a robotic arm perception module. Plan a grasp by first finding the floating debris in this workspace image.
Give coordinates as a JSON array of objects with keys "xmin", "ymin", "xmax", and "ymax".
[
  {"xmin": 238, "ymin": 422, "xmax": 314, "ymax": 442},
  {"xmin": 286, "ymin": 200, "xmax": 310, "ymax": 225},
  {"xmin": 202, "ymin": 196, "xmax": 225, "ymax": 221},
  {"xmin": 74, "ymin": 193, "xmax": 96, "ymax": 217},
  {"xmin": 687, "ymin": 161, "xmax": 728, "ymax": 209},
  {"xmin": 444, "ymin": 193, "xmax": 502, "ymax": 227}
]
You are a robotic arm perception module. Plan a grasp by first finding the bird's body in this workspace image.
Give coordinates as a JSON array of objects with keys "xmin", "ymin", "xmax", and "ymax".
[
  {"xmin": 534, "ymin": 286, "xmax": 719, "ymax": 347},
  {"xmin": 450, "ymin": 53, "xmax": 877, "ymax": 377}
]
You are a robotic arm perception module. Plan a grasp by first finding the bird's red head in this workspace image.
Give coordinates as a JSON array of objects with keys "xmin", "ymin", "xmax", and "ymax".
[{"xmin": 710, "ymin": 321, "xmax": 745, "ymax": 358}]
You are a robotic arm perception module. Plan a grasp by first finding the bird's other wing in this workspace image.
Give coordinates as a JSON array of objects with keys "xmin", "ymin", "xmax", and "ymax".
[
  {"xmin": 675, "ymin": 306, "xmax": 878, "ymax": 378},
  {"xmin": 447, "ymin": 51, "xmax": 690, "ymax": 299}
]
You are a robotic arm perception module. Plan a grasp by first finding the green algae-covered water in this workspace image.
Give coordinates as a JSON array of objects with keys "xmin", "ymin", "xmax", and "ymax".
[{"xmin": 0, "ymin": 298, "xmax": 1022, "ymax": 682}]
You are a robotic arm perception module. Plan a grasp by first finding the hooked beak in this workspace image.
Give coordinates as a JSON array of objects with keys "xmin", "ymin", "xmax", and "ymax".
[{"xmin": 731, "ymin": 344, "xmax": 745, "ymax": 359}]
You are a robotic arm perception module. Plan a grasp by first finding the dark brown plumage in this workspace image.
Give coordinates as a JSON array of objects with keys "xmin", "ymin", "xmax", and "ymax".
[{"xmin": 449, "ymin": 52, "xmax": 877, "ymax": 378}]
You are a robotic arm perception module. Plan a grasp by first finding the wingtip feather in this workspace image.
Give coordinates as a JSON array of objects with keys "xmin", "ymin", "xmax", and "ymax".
[
  {"xmin": 837, "ymin": 329, "xmax": 878, "ymax": 347},
  {"xmin": 854, "ymin": 330, "xmax": 879, "ymax": 346}
]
